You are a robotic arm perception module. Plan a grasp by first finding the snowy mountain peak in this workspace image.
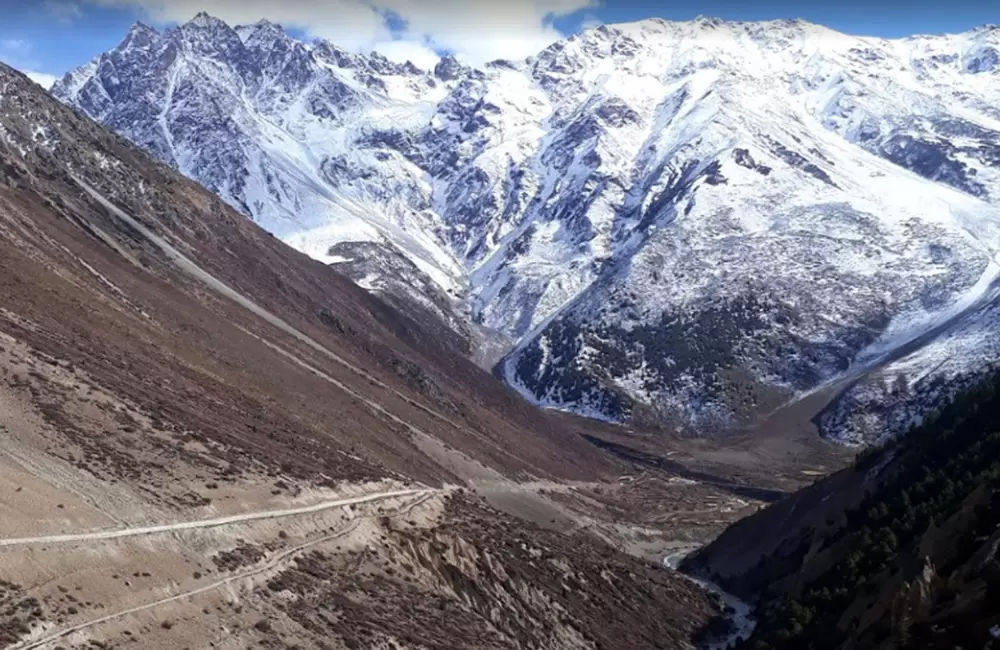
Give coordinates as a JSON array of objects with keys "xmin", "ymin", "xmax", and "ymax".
[
  {"xmin": 113, "ymin": 21, "xmax": 160, "ymax": 57},
  {"xmin": 172, "ymin": 12, "xmax": 247, "ymax": 66},
  {"xmin": 124, "ymin": 21, "xmax": 159, "ymax": 40},
  {"xmin": 238, "ymin": 19, "xmax": 291, "ymax": 48},
  {"xmin": 311, "ymin": 39, "xmax": 357, "ymax": 67},
  {"xmin": 53, "ymin": 16, "xmax": 1000, "ymax": 440},
  {"xmin": 250, "ymin": 17, "xmax": 283, "ymax": 31},
  {"xmin": 967, "ymin": 24, "xmax": 1000, "ymax": 36},
  {"xmin": 433, "ymin": 54, "xmax": 467, "ymax": 80},
  {"xmin": 186, "ymin": 11, "xmax": 227, "ymax": 29},
  {"xmin": 692, "ymin": 15, "xmax": 730, "ymax": 28}
]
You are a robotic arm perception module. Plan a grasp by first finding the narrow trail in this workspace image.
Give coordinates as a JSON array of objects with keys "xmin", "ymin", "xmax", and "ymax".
[
  {"xmin": 12, "ymin": 491, "xmax": 436, "ymax": 650},
  {"xmin": 243, "ymin": 327, "xmax": 510, "ymax": 481},
  {"xmin": 0, "ymin": 488, "xmax": 429, "ymax": 547}
]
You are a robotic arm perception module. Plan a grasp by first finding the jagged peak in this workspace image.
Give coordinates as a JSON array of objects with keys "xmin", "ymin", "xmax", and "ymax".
[
  {"xmin": 312, "ymin": 38, "xmax": 347, "ymax": 54},
  {"xmin": 687, "ymin": 14, "xmax": 811, "ymax": 28},
  {"xmin": 238, "ymin": 18, "xmax": 291, "ymax": 48},
  {"xmin": 901, "ymin": 23, "xmax": 1000, "ymax": 43},
  {"xmin": 48, "ymin": 55, "xmax": 99, "ymax": 98},
  {"xmin": 246, "ymin": 18, "xmax": 287, "ymax": 36},
  {"xmin": 127, "ymin": 21, "xmax": 159, "ymax": 37},
  {"xmin": 585, "ymin": 14, "xmax": 818, "ymax": 37},
  {"xmin": 693, "ymin": 15, "xmax": 727, "ymax": 28},
  {"xmin": 174, "ymin": 12, "xmax": 244, "ymax": 54},
  {"xmin": 117, "ymin": 21, "xmax": 160, "ymax": 51},
  {"xmin": 400, "ymin": 60, "xmax": 423, "ymax": 75},
  {"xmin": 361, "ymin": 50, "xmax": 429, "ymax": 77},
  {"xmin": 184, "ymin": 11, "xmax": 229, "ymax": 30},
  {"xmin": 168, "ymin": 14, "xmax": 244, "ymax": 58},
  {"xmin": 252, "ymin": 18, "xmax": 281, "ymax": 29},
  {"xmin": 433, "ymin": 53, "xmax": 466, "ymax": 81},
  {"xmin": 312, "ymin": 39, "xmax": 358, "ymax": 68}
]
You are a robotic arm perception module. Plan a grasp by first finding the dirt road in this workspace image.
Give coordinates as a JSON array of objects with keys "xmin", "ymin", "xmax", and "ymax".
[
  {"xmin": 11, "ymin": 491, "xmax": 436, "ymax": 650},
  {"xmin": 0, "ymin": 488, "xmax": 429, "ymax": 547}
]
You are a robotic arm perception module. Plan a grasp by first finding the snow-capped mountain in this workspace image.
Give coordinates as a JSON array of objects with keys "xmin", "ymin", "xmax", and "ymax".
[{"xmin": 53, "ymin": 14, "xmax": 1000, "ymax": 439}]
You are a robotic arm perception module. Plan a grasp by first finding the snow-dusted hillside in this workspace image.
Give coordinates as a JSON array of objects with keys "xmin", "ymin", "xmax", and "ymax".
[
  {"xmin": 55, "ymin": 15, "xmax": 466, "ymax": 293},
  {"xmin": 54, "ymin": 15, "xmax": 1000, "ymax": 438},
  {"xmin": 818, "ymin": 275, "xmax": 1000, "ymax": 445}
]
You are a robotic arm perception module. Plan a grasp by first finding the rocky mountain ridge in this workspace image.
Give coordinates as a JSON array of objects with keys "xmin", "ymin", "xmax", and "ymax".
[{"xmin": 53, "ymin": 15, "xmax": 1000, "ymax": 441}]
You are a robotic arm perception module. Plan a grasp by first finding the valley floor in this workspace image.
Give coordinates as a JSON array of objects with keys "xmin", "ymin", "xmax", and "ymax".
[{"xmin": 0, "ymin": 418, "xmax": 752, "ymax": 650}]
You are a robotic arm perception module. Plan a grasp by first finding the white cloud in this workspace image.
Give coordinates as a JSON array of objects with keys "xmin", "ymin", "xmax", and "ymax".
[
  {"xmin": 379, "ymin": 0, "xmax": 596, "ymax": 64},
  {"xmin": 580, "ymin": 12, "xmax": 603, "ymax": 30},
  {"xmin": 25, "ymin": 71, "xmax": 59, "ymax": 89},
  {"xmin": 85, "ymin": 0, "xmax": 596, "ymax": 66}
]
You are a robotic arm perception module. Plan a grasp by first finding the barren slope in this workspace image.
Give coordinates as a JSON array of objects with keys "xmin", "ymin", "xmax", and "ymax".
[{"xmin": 0, "ymin": 63, "xmax": 745, "ymax": 649}]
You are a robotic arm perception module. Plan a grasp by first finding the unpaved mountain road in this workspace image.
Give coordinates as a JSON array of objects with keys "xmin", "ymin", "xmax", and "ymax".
[
  {"xmin": 11, "ymin": 523, "xmax": 363, "ymax": 650},
  {"xmin": 11, "ymin": 491, "xmax": 437, "ymax": 650},
  {"xmin": 0, "ymin": 488, "xmax": 430, "ymax": 547}
]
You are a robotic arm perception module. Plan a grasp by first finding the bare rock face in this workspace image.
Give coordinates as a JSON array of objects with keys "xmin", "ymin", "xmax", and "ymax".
[
  {"xmin": 54, "ymin": 16, "xmax": 1000, "ymax": 438},
  {"xmin": 889, "ymin": 557, "xmax": 939, "ymax": 644}
]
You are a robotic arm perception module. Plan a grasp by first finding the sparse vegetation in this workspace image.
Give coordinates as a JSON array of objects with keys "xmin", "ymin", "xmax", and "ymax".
[
  {"xmin": 262, "ymin": 496, "xmax": 716, "ymax": 650},
  {"xmin": 0, "ymin": 581, "xmax": 44, "ymax": 646},
  {"xmin": 513, "ymin": 294, "xmax": 819, "ymax": 426},
  {"xmin": 212, "ymin": 543, "xmax": 267, "ymax": 572}
]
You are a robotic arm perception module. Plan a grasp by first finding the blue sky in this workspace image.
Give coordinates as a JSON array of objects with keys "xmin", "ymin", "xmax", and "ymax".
[{"xmin": 1, "ymin": 0, "xmax": 997, "ymax": 86}]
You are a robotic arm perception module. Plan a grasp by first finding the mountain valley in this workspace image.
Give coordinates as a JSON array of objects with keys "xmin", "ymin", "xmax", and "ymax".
[
  {"xmin": 0, "ymin": 10, "xmax": 999, "ymax": 650},
  {"xmin": 0, "ymin": 61, "xmax": 771, "ymax": 649},
  {"xmin": 686, "ymin": 372, "xmax": 1000, "ymax": 649}
]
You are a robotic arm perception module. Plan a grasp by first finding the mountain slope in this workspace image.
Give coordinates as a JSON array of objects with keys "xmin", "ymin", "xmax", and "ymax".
[
  {"xmin": 0, "ymin": 61, "xmax": 743, "ymax": 649},
  {"xmin": 54, "ymin": 16, "xmax": 1000, "ymax": 436},
  {"xmin": 55, "ymin": 15, "xmax": 470, "ymax": 334},
  {"xmin": 683, "ymin": 372, "xmax": 1000, "ymax": 649},
  {"xmin": 1, "ymin": 57, "xmax": 629, "ymax": 491}
]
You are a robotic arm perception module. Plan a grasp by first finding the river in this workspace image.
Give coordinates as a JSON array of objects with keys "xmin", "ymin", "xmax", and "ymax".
[{"xmin": 663, "ymin": 550, "xmax": 756, "ymax": 650}]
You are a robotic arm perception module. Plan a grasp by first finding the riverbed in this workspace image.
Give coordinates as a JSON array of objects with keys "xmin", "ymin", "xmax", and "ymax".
[{"xmin": 663, "ymin": 550, "xmax": 756, "ymax": 650}]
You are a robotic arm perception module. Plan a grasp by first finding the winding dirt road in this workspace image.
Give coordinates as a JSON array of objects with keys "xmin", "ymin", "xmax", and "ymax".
[
  {"xmin": 11, "ymin": 491, "xmax": 436, "ymax": 650},
  {"xmin": 0, "ymin": 488, "xmax": 429, "ymax": 547}
]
